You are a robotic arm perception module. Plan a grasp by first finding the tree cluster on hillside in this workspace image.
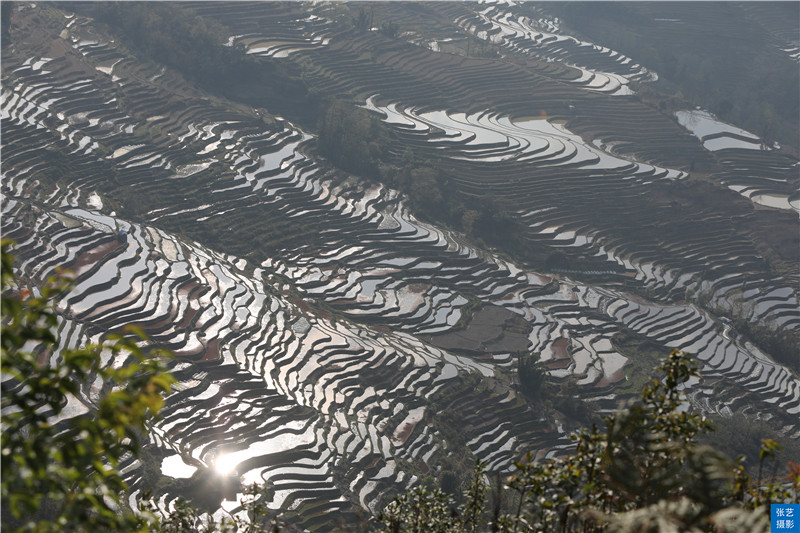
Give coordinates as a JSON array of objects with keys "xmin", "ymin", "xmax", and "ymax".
[
  {"xmin": 2, "ymin": 242, "xmax": 798, "ymax": 533},
  {"xmin": 93, "ymin": 2, "xmax": 236, "ymax": 86},
  {"xmin": 316, "ymin": 101, "xmax": 525, "ymax": 254},
  {"xmin": 733, "ymin": 320, "xmax": 800, "ymax": 373},
  {"xmin": 64, "ymin": 2, "xmax": 320, "ymax": 126},
  {"xmin": 540, "ymin": 2, "xmax": 799, "ymax": 152},
  {"xmin": 318, "ymin": 99, "xmax": 386, "ymax": 177},
  {"xmin": 380, "ymin": 350, "xmax": 799, "ymax": 533},
  {"xmin": 1, "ymin": 1, "xmax": 12, "ymax": 47}
]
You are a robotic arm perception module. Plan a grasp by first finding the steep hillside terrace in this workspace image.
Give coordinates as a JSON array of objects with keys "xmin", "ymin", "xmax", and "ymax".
[
  {"xmin": 2, "ymin": 2, "xmax": 799, "ymax": 527},
  {"xmin": 451, "ymin": 2, "xmax": 655, "ymax": 96}
]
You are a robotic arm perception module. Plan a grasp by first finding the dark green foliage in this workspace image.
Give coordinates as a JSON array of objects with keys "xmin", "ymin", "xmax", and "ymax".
[
  {"xmin": 381, "ymin": 486, "xmax": 461, "ymax": 533},
  {"xmin": 3, "ymin": 236, "xmax": 798, "ymax": 533},
  {"xmin": 733, "ymin": 319, "xmax": 800, "ymax": 372},
  {"xmin": 91, "ymin": 2, "xmax": 244, "ymax": 86},
  {"xmin": 705, "ymin": 412, "xmax": 800, "ymax": 477},
  {"xmin": 516, "ymin": 352, "xmax": 596, "ymax": 426},
  {"xmin": 517, "ymin": 351, "xmax": 547, "ymax": 402},
  {"xmin": 540, "ymin": 2, "xmax": 799, "ymax": 151},
  {"xmin": 318, "ymin": 100, "xmax": 386, "ymax": 177},
  {"xmin": 470, "ymin": 200, "xmax": 520, "ymax": 248},
  {"xmin": 1, "ymin": 1, "xmax": 12, "ymax": 47},
  {"xmin": 141, "ymin": 483, "xmax": 280, "ymax": 533},
  {"xmin": 380, "ymin": 462, "xmax": 488, "ymax": 533},
  {"xmin": 379, "ymin": 22, "xmax": 399, "ymax": 38},
  {"xmin": 353, "ymin": 8, "xmax": 373, "ymax": 32},
  {"xmin": 407, "ymin": 167, "xmax": 443, "ymax": 215},
  {"xmin": 545, "ymin": 252, "xmax": 570, "ymax": 271},
  {"xmin": 382, "ymin": 350, "xmax": 800, "ymax": 532},
  {"xmin": 551, "ymin": 380, "xmax": 595, "ymax": 426},
  {"xmin": 1, "ymin": 240, "xmax": 174, "ymax": 532},
  {"xmin": 72, "ymin": 2, "xmax": 319, "ymax": 126},
  {"xmin": 317, "ymin": 106, "xmax": 526, "ymax": 253},
  {"xmin": 1, "ymin": 242, "xmax": 298, "ymax": 533},
  {"xmin": 610, "ymin": 331, "xmax": 672, "ymax": 397}
]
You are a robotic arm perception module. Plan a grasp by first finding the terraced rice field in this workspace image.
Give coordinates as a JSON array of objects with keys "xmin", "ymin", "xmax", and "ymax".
[{"xmin": 2, "ymin": 1, "xmax": 798, "ymax": 529}]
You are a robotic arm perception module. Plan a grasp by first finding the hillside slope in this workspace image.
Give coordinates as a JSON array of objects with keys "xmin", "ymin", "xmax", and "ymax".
[{"xmin": 1, "ymin": 2, "xmax": 797, "ymax": 528}]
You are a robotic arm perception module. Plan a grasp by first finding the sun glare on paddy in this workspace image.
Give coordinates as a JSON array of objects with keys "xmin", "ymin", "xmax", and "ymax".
[{"xmin": 213, "ymin": 453, "xmax": 238, "ymax": 476}]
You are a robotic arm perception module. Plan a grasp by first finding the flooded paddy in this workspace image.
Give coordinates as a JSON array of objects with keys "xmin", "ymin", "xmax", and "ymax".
[
  {"xmin": 676, "ymin": 109, "xmax": 765, "ymax": 151},
  {"xmin": 2, "ymin": 2, "xmax": 798, "ymax": 528},
  {"xmin": 364, "ymin": 96, "xmax": 686, "ymax": 180}
]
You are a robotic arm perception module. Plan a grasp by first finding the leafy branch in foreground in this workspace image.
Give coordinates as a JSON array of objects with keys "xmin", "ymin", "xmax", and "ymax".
[
  {"xmin": 3, "ymin": 234, "xmax": 797, "ymax": 533},
  {"xmin": 1, "ymin": 239, "xmax": 174, "ymax": 532},
  {"xmin": 380, "ymin": 350, "xmax": 799, "ymax": 532},
  {"xmin": 141, "ymin": 482, "xmax": 282, "ymax": 533},
  {"xmin": 380, "ymin": 461, "xmax": 488, "ymax": 533}
]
